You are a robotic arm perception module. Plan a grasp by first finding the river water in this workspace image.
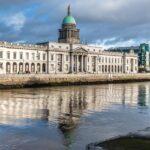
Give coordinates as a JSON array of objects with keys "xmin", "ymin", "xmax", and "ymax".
[{"xmin": 0, "ymin": 82, "xmax": 150, "ymax": 150}]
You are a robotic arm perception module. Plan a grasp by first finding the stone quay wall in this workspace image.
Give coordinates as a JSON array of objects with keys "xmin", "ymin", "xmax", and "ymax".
[{"xmin": 0, "ymin": 73, "xmax": 150, "ymax": 89}]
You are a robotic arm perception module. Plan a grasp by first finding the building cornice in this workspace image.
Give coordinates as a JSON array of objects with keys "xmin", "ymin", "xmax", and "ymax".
[{"xmin": 0, "ymin": 41, "xmax": 48, "ymax": 51}]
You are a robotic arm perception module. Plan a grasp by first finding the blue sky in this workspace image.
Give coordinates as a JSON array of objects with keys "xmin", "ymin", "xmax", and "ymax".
[{"xmin": 0, "ymin": 0, "xmax": 150, "ymax": 48}]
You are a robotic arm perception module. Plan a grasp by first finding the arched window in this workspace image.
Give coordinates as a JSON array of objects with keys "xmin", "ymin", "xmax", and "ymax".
[
  {"xmin": 108, "ymin": 66, "xmax": 110, "ymax": 73},
  {"xmin": 25, "ymin": 63, "xmax": 29, "ymax": 73},
  {"xmin": 105, "ymin": 66, "xmax": 107, "ymax": 73},
  {"xmin": 31, "ymin": 63, "xmax": 35, "ymax": 73},
  {"xmin": 115, "ymin": 66, "xmax": 117, "ymax": 73},
  {"xmin": 118, "ymin": 66, "xmax": 120, "ymax": 73},
  {"xmin": 42, "ymin": 63, "xmax": 46, "ymax": 73},
  {"xmin": 19, "ymin": 63, "xmax": 23, "ymax": 73},
  {"xmin": 37, "ymin": 63, "xmax": 40, "ymax": 73},
  {"xmin": 13, "ymin": 62, "xmax": 17, "ymax": 73},
  {"xmin": 112, "ymin": 66, "xmax": 113, "ymax": 73},
  {"xmin": 6, "ymin": 62, "xmax": 11, "ymax": 73},
  {"xmin": 120, "ymin": 66, "xmax": 122, "ymax": 72}
]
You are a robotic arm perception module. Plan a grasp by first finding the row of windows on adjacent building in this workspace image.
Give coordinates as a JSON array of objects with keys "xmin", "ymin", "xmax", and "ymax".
[
  {"xmin": 0, "ymin": 62, "xmax": 69, "ymax": 73},
  {"xmin": 50, "ymin": 54, "xmax": 123, "ymax": 64},
  {"xmin": 50, "ymin": 54, "xmax": 69, "ymax": 61},
  {"xmin": 51, "ymin": 55, "xmax": 137, "ymax": 65},
  {"xmin": 0, "ymin": 51, "xmax": 137, "ymax": 66},
  {"xmin": 86, "ymin": 65, "xmax": 123, "ymax": 73},
  {"xmin": 95, "ymin": 57, "xmax": 122, "ymax": 64},
  {"xmin": 0, "ymin": 62, "xmax": 47, "ymax": 74},
  {"xmin": 49, "ymin": 64, "xmax": 69, "ymax": 72},
  {"xmin": 0, "ymin": 51, "xmax": 47, "ymax": 61},
  {"xmin": 100, "ymin": 57, "xmax": 137, "ymax": 65},
  {"xmin": 0, "ymin": 62, "xmax": 137, "ymax": 74},
  {"xmin": 89, "ymin": 56, "xmax": 137, "ymax": 65},
  {"xmin": 87, "ymin": 65, "xmax": 137, "ymax": 73},
  {"xmin": 0, "ymin": 51, "xmax": 70, "ymax": 62}
]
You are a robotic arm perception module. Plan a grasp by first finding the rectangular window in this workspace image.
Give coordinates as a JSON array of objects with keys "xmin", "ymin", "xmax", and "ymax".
[
  {"xmin": 0, "ymin": 51, "xmax": 3, "ymax": 58},
  {"xmin": 0, "ymin": 63, "xmax": 3, "ymax": 69},
  {"xmin": 43, "ymin": 54, "xmax": 46, "ymax": 60},
  {"xmin": 26, "ymin": 52, "xmax": 29, "ymax": 60},
  {"xmin": 32, "ymin": 53, "xmax": 35, "ymax": 60},
  {"xmin": 38, "ymin": 53, "xmax": 40, "ymax": 60},
  {"xmin": 99, "ymin": 57, "xmax": 101, "ymax": 62},
  {"xmin": 7, "ymin": 51, "xmax": 10, "ymax": 59},
  {"xmin": 20, "ymin": 52, "xmax": 23, "ymax": 59},
  {"xmin": 51, "ymin": 54, "xmax": 54, "ymax": 61},
  {"xmin": 66, "ymin": 55, "xmax": 69, "ymax": 61},
  {"xmin": 13, "ymin": 52, "xmax": 16, "ymax": 59}
]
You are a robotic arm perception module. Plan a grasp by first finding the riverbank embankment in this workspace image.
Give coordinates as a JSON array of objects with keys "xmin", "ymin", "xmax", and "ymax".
[{"xmin": 0, "ymin": 73, "xmax": 150, "ymax": 89}]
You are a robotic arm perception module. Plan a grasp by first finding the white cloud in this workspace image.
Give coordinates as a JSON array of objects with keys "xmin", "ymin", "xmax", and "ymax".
[
  {"xmin": 91, "ymin": 38, "xmax": 144, "ymax": 49},
  {"xmin": 0, "ymin": 0, "xmax": 150, "ymax": 44},
  {"xmin": 3, "ymin": 12, "xmax": 26, "ymax": 31}
]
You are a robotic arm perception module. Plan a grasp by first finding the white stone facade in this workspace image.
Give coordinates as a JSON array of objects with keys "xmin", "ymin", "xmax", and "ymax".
[{"xmin": 0, "ymin": 41, "xmax": 138, "ymax": 74}]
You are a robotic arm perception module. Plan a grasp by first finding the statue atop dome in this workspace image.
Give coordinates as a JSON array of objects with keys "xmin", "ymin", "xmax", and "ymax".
[{"xmin": 68, "ymin": 5, "xmax": 71, "ymax": 16}]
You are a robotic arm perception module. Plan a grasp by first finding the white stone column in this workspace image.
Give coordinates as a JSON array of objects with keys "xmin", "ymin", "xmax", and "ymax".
[
  {"xmin": 23, "ymin": 61, "xmax": 25, "ymax": 73},
  {"xmin": 110, "ymin": 65, "xmax": 112, "ymax": 73},
  {"xmin": 35, "ymin": 62, "xmax": 37, "ymax": 74},
  {"xmin": 16, "ymin": 62, "xmax": 19, "ymax": 74},
  {"xmin": 55, "ymin": 54, "xmax": 57, "ymax": 74},
  {"xmin": 81, "ymin": 55, "xmax": 84, "ymax": 72},
  {"xmin": 62, "ymin": 54, "xmax": 64, "ymax": 73},
  {"xmin": 72, "ymin": 55, "xmax": 74, "ymax": 73},
  {"xmin": 10, "ymin": 62, "xmax": 13, "ymax": 74},
  {"xmin": 95, "ymin": 56, "xmax": 98, "ymax": 73},
  {"xmin": 84, "ymin": 56, "xmax": 87, "ymax": 73},
  {"xmin": 3, "ymin": 62, "xmax": 6, "ymax": 74},
  {"xmin": 70, "ymin": 54, "xmax": 74, "ymax": 73},
  {"xmin": 47, "ymin": 50, "xmax": 50, "ymax": 74},
  {"xmin": 76, "ymin": 55, "xmax": 79, "ymax": 73},
  {"xmin": 40, "ymin": 63, "xmax": 42, "ymax": 74},
  {"xmin": 28, "ymin": 63, "xmax": 30, "ymax": 73}
]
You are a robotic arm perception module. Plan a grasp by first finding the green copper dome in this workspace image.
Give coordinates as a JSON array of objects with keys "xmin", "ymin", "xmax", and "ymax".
[
  {"xmin": 62, "ymin": 5, "xmax": 76, "ymax": 25},
  {"xmin": 62, "ymin": 15, "xmax": 76, "ymax": 25}
]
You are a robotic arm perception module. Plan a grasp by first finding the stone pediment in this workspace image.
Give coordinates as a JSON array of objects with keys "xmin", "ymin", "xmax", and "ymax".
[{"xmin": 73, "ymin": 47, "xmax": 88, "ymax": 54}]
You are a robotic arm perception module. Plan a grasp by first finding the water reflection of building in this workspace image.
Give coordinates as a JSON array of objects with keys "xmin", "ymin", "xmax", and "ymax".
[
  {"xmin": 0, "ymin": 83, "xmax": 150, "ymax": 125},
  {"xmin": 138, "ymin": 84, "xmax": 150, "ymax": 106}
]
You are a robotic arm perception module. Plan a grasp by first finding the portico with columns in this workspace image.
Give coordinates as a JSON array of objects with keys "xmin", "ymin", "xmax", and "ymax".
[{"xmin": 69, "ymin": 47, "xmax": 88, "ymax": 73}]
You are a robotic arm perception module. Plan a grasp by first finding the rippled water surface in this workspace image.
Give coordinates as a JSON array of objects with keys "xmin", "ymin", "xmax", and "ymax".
[{"xmin": 0, "ymin": 82, "xmax": 150, "ymax": 150}]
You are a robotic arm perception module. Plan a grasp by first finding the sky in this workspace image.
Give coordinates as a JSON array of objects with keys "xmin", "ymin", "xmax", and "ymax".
[{"xmin": 0, "ymin": 0, "xmax": 150, "ymax": 48}]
